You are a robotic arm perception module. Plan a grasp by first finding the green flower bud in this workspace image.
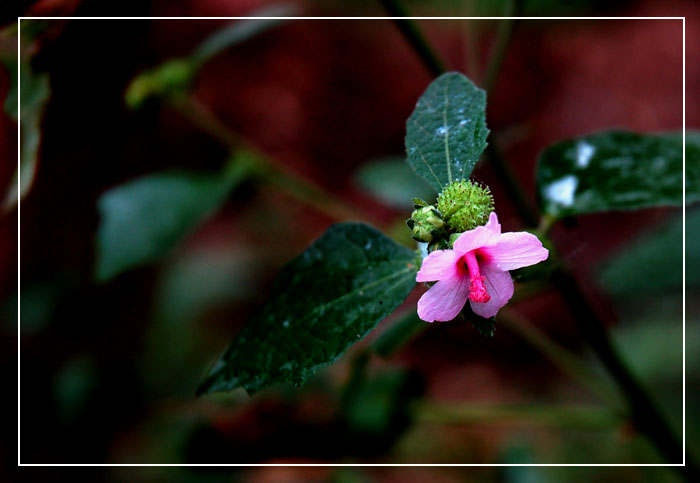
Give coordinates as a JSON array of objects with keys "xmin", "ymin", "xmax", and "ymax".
[
  {"xmin": 436, "ymin": 180, "xmax": 494, "ymax": 232},
  {"xmin": 406, "ymin": 206, "xmax": 445, "ymax": 243}
]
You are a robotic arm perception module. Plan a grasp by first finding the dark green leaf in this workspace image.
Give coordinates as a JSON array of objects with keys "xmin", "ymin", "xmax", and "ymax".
[
  {"xmin": 537, "ymin": 131, "xmax": 700, "ymax": 217},
  {"xmin": 95, "ymin": 159, "xmax": 250, "ymax": 281},
  {"xmin": 198, "ymin": 223, "xmax": 419, "ymax": 395},
  {"xmin": 354, "ymin": 157, "xmax": 435, "ymax": 209},
  {"xmin": 405, "ymin": 72, "xmax": 489, "ymax": 193},
  {"xmin": 598, "ymin": 207, "xmax": 700, "ymax": 296},
  {"xmin": 341, "ymin": 368, "xmax": 423, "ymax": 437}
]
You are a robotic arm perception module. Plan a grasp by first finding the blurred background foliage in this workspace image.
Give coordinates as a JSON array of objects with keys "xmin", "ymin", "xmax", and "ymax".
[{"xmin": 3, "ymin": 0, "xmax": 698, "ymax": 479}]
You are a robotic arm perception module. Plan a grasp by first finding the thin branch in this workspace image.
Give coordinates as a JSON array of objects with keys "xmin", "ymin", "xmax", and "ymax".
[
  {"xmin": 171, "ymin": 96, "xmax": 371, "ymax": 224},
  {"xmin": 378, "ymin": 0, "xmax": 447, "ymax": 77},
  {"xmin": 498, "ymin": 309, "xmax": 620, "ymax": 408},
  {"xmin": 484, "ymin": 0, "xmax": 524, "ymax": 95}
]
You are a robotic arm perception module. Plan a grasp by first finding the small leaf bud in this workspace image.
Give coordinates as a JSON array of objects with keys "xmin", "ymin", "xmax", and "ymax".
[{"xmin": 407, "ymin": 206, "xmax": 445, "ymax": 243}]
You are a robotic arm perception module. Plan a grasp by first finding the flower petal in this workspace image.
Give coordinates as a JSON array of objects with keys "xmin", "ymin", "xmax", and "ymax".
[
  {"xmin": 469, "ymin": 265, "xmax": 513, "ymax": 318},
  {"xmin": 416, "ymin": 249, "xmax": 462, "ymax": 282},
  {"xmin": 453, "ymin": 212, "xmax": 501, "ymax": 254},
  {"xmin": 417, "ymin": 273, "xmax": 470, "ymax": 322},
  {"xmin": 481, "ymin": 232, "xmax": 549, "ymax": 271}
]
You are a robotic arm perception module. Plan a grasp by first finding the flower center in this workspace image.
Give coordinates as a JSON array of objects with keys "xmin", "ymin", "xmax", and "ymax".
[{"xmin": 463, "ymin": 251, "xmax": 491, "ymax": 303}]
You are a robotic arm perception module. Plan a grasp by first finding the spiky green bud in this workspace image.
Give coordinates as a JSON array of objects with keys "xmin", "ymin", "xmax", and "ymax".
[
  {"xmin": 406, "ymin": 206, "xmax": 445, "ymax": 243},
  {"xmin": 436, "ymin": 180, "xmax": 494, "ymax": 232}
]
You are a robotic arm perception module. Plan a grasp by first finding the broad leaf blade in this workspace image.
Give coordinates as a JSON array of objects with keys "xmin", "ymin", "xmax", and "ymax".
[
  {"xmin": 536, "ymin": 131, "xmax": 699, "ymax": 218},
  {"xmin": 405, "ymin": 72, "xmax": 489, "ymax": 193},
  {"xmin": 198, "ymin": 223, "xmax": 418, "ymax": 395},
  {"xmin": 95, "ymin": 161, "xmax": 248, "ymax": 281}
]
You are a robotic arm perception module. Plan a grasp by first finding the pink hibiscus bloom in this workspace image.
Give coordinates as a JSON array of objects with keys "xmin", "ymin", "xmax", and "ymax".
[{"xmin": 416, "ymin": 212, "xmax": 548, "ymax": 322}]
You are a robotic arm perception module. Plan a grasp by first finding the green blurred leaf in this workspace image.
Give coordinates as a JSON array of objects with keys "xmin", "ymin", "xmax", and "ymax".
[
  {"xmin": 355, "ymin": 157, "xmax": 435, "ymax": 209},
  {"xmin": 536, "ymin": 131, "xmax": 699, "ymax": 218},
  {"xmin": 191, "ymin": 5, "xmax": 296, "ymax": 65},
  {"xmin": 143, "ymin": 246, "xmax": 261, "ymax": 397},
  {"xmin": 342, "ymin": 368, "xmax": 422, "ymax": 436},
  {"xmin": 2, "ymin": 22, "xmax": 51, "ymax": 211},
  {"xmin": 125, "ymin": 59, "xmax": 196, "ymax": 109},
  {"xmin": 95, "ymin": 158, "xmax": 250, "ymax": 281},
  {"xmin": 19, "ymin": 281, "xmax": 61, "ymax": 335},
  {"xmin": 198, "ymin": 223, "xmax": 419, "ymax": 395},
  {"xmin": 54, "ymin": 354, "xmax": 98, "ymax": 423},
  {"xmin": 598, "ymin": 208, "xmax": 700, "ymax": 296},
  {"xmin": 125, "ymin": 6, "xmax": 294, "ymax": 109},
  {"xmin": 405, "ymin": 72, "xmax": 489, "ymax": 193}
]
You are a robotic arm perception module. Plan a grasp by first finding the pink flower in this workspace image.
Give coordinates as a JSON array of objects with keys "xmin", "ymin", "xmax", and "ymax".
[{"xmin": 416, "ymin": 212, "xmax": 548, "ymax": 322}]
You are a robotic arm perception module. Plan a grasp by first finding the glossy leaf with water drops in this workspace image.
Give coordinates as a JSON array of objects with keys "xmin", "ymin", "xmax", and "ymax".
[
  {"xmin": 536, "ymin": 131, "xmax": 700, "ymax": 218},
  {"xmin": 197, "ymin": 223, "xmax": 419, "ymax": 395},
  {"xmin": 405, "ymin": 72, "xmax": 489, "ymax": 193}
]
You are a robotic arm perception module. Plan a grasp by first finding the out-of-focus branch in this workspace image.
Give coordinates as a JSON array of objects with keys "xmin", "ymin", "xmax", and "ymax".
[
  {"xmin": 413, "ymin": 402, "xmax": 618, "ymax": 429},
  {"xmin": 378, "ymin": 0, "xmax": 447, "ymax": 77},
  {"xmin": 484, "ymin": 0, "xmax": 524, "ymax": 95},
  {"xmin": 498, "ymin": 309, "xmax": 620, "ymax": 407},
  {"xmin": 171, "ymin": 96, "xmax": 373, "ymax": 225}
]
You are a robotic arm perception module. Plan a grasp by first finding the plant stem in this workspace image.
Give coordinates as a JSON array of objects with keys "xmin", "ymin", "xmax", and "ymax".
[
  {"xmin": 485, "ymin": 142, "xmax": 539, "ymax": 227},
  {"xmin": 413, "ymin": 402, "xmax": 618, "ymax": 429},
  {"xmin": 550, "ymin": 267, "xmax": 690, "ymax": 469},
  {"xmin": 171, "ymin": 96, "xmax": 371, "ymax": 224},
  {"xmin": 378, "ymin": 0, "xmax": 447, "ymax": 77},
  {"xmin": 498, "ymin": 309, "xmax": 620, "ymax": 408},
  {"xmin": 481, "ymin": 3, "xmax": 541, "ymax": 228},
  {"xmin": 483, "ymin": 0, "xmax": 523, "ymax": 95}
]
